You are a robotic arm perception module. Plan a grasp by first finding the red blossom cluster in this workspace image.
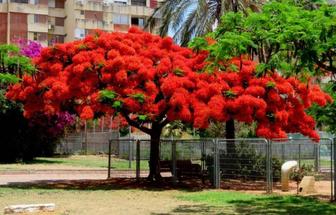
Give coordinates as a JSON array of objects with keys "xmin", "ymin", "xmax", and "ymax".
[
  {"xmin": 194, "ymin": 57, "xmax": 332, "ymax": 139},
  {"xmin": 6, "ymin": 28, "xmax": 332, "ymax": 140}
]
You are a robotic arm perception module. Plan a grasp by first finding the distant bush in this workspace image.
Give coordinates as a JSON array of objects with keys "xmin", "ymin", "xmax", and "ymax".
[{"xmin": 206, "ymin": 141, "xmax": 281, "ymax": 182}]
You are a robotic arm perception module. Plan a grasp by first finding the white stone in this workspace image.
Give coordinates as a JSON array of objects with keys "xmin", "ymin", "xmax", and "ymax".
[{"xmin": 4, "ymin": 203, "xmax": 55, "ymax": 214}]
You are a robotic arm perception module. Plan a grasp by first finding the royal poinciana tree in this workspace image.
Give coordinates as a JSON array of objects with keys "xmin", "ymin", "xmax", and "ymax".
[{"xmin": 7, "ymin": 28, "xmax": 332, "ymax": 180}]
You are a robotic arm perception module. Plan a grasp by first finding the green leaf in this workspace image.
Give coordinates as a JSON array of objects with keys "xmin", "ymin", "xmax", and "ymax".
[
  {"xmin": 0, "ymin": 73, "xmax": 20, "ymax": 84},
  {"xmin": 223, "ymin": 90, "xmax": 236, "ymax": 98},
  {"xmin": 266, "ymin": 81, "xmax": 276, "ymax": 88},
  {"xmin": 130, "ymin": 93, "xmax": 145, "ymax": 104},
  {"xmin": 138, "ymin": 115, "xmax": 147, "ymax": 121},
  {"xmin": 173, "ymin": 68, "xmax": 185, "ymax": 77},
  {"xmin": 100, "ymin": 90, "xmax": 117, "ymax": 100},
  {"xmin": 112, "ymin": 100, "xmax": 122, "ymax": 109}
]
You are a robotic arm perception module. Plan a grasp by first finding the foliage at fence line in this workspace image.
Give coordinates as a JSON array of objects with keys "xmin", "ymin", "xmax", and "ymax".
[
  {"xmin": 206, "ymin": 141, "xmax": 281, "ymax": 182},
  {"xmin": 6, "ymin": 28, "xmax": 331, "ymax": 179}
]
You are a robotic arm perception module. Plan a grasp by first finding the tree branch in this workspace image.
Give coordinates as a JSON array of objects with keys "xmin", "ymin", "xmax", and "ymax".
[
  {"xmin": 315, "ymin": 59, "xmax": 336, "ymax": 74},
  {"xmin": 121, "ymin": 111, "xmax": 152, "ymax": 134}
]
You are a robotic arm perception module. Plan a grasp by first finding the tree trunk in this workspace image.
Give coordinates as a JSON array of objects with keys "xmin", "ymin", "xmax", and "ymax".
[
  {"xmin": 148, "ymin": 125, "xmax": 162, "ymax": 182},
  {"xmin": 225, "ymin": 119, "xmax": 236, "ymax": 155}
]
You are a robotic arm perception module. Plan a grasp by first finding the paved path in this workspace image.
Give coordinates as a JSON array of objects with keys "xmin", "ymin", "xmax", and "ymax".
[{"xmin": 0, "ymin": 170, "xmax": 151, "ymax": 185}]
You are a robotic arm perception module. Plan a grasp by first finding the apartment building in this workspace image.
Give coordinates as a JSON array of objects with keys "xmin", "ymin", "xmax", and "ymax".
[{"xmin": 0, "ymin": 0, "xmax": 158, "ymax": 46}]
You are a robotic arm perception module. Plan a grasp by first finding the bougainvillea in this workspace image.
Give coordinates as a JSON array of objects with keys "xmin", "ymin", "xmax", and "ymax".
[
  {"xmin": 6, "ymin": 28, "xmax": 332, "ymax": 180},
  {"xmin": 15, "ymin": 39, "xmax": 42, "ymax": 58}
]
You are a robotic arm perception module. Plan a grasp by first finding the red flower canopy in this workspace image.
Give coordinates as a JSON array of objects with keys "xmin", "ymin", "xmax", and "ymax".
[{"xmin": 7, "ymin": 27, "xmax": 332, "ymax": 140}]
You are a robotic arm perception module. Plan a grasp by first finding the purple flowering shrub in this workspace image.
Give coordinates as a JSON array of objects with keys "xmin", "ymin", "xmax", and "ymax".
[
  {"xmin": 30, "ymin": 112, "xmax": 76, "ymax": 137},
  {"xmin": 15, "ymin": 39, "xmax": 42, "ymax": 58}
]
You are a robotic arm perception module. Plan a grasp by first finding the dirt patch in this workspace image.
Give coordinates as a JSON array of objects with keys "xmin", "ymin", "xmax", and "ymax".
[{"xmin": 1, "ymin": 190, "xmax": 199, "ymax": 215}]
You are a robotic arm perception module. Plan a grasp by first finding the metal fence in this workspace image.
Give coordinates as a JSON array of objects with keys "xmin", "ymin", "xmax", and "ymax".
[
  {"xmin": 270, "ymin": 138, "xmax": 334, "ymax": 200},
  {"xmin": 56, "ymin": 133, "xmax": 336, "ymax": 201},
  {"xmin": 56, "ymin": 131, "xmax": 119, "ymax": 154},
  {"xmin": 105, "ymin": 137, "xmax": 335, "ymax": 201}
]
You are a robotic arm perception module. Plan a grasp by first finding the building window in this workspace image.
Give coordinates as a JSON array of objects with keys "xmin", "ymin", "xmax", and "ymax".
[
  {"xmin": 34, "ymin": 14, "xmax": 47, "ymax": 24},
  {"xmin": 131, "ymin": 0, "xmax": 146, "ymax": 6},
  {"xmin": 49, "ymin": 34, "xmax": 64, "ymax": 45},
  {"xmin": 55, "ymin": 17, "xmax": 64, "ymax": 26},
  {"xmin": 33, "ymin": 32, "xmax": 47, "ymax": 41},
  {"xmin": 113, "ymin": 14, "xmax": 129, "ymax": 25},
  {"xmin": 131, "ymin": 17, "xmax": 144, "ymax": 28},
  {"xmin": 55, "ymin": 0, "xmax": 65, "ymax": 8},
  {"xmin": 11, "ymin": 0, "xmax": 29, "ymax": 3},
  {"xmin": 114, "ymin": 0, "xmax": 127, "ymax": 5},
  {"xmin": 48, "ymin": 0, "xmax": 55, "ymax": 7},
  {"xmin": 75, "ymin": 28, "xmax": 85, "ymax": 39},
  {"xmin": 33, "ymin": 0, "xmax": 48, "ymax": 5}
]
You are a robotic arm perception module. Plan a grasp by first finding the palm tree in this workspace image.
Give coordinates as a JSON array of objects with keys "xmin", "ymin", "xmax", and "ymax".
[{"xmin": 147, "ymin": 0, "xmax": 263, "ymax": 46}]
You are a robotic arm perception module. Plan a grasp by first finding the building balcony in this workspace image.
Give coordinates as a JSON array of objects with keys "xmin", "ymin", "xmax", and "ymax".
[
  {"xmin": 0, "ymin": 3, "xmax": 7, "ymax": 12},
  {"xmin": 28, "ymin": 22, "xmax": 48, "ymax": 33},
  {"xmin": 75, "ymin": 18, "xmax": 111, "ymax": 31},
  {"xmin": 9, "ymin": 3, "xmax": 48, "ymax": 15},
  {"xmin": 48, "ymin": 8, "xmax": 65, "ymax": 18},
  {"xmin": 107, "ymin": 4, "xmax": 153, "ymax": 16},
  {"xmin": 74, "ymin": 2, "xmax": 154, "ymax": 17},
  {"xmin": 75, "ymin": 0, "xmax": 103, "ymax": 11},
  {"xmin": 48, "ymin": 25, "xmax": 65, "ymax": 35}
]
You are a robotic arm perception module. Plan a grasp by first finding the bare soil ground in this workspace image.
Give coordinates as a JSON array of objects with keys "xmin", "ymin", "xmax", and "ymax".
[{"xmin": 1, "ymin": 188, "xmax": 201, "ymax": 215}]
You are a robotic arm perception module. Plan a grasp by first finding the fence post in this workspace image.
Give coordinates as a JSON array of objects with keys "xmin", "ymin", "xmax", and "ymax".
[
  {"xmin": 266, "ymin": 139, "xmax": 272, "ymax": 194},
  {"xmin": 128, "ymin": 138, "xmax": 132, "ymax": 169},
  {"xmin": 172, "ymin": 138, "xmax": 177, "ymax": 184},
  {"xmin": 107, "ymin": 139, "xmax": 112, "ymax": 179},
  {"xmin": 214, "ymin": 138, "xmax": 220, "ymax": 189},
  {"xmin": 136, "ymin": 140, "xmax": 140, "ymax": 182},
  {"xmin": 314, "ymin": 143, "xmax": 319, "ymax": 172},
  {"xmin": 83, "ymin": 120, "xmax": 88, "ymax": 155},
  {"xmin": 298, "ymin": 143, "xmax": 301, "ymax": 168}
]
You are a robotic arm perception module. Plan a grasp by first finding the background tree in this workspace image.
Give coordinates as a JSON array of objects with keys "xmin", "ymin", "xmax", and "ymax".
[
  {"xmin": 7, "ymin": 28, "xmax": 331, "ymax": 178},
  {"xmin": 190, "ymin": 0, "xmax": 336, "ymax": 142},
  {"xmin": 147, "ymin": 0, "xmax": 263, "ymax": 46},
  {"xmin": 309, "ymin": 81, "xmax": 336, "ymax": 135},
  {"xmin": 203, "ymin": 0, "xmax": 336, "ymax": 77}
]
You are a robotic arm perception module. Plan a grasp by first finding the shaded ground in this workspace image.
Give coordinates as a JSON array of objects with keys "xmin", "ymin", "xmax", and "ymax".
[
  {"xmin": 0, "ymin": 156, "xmax": 334, "ymax": 214},
  {"xmin": 1, "ymin": 182, "xmax": 336, "ymax": 215},
  {"xmin": 0, "ymin": 155, "xmax": 148, "ymax": 171}
]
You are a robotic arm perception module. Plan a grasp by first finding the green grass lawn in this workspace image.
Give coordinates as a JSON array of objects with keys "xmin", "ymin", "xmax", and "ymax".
[
  {"xmin": 300, "ymin": 159, "xmax": 332, "ymax": 168},
  {"xmin": 0, "ymin": 187, "xmax": 335, "ymax": 215},
  {"xmin": 0, "ymin": 155, "xmax": 149, "ymax": 171},
  {"xmin": 179, "ymin": 191, "xmax": 336, "ymax": 215}
]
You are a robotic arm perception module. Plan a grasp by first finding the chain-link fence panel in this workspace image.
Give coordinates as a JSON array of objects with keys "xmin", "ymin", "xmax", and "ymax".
[
  {"xmin": 216, "ymin": 138, "xmax": 269, "ymax": 192},
  {"xmin": 270, "ymin": 138, "xmax": 334, "ymax": 201}
]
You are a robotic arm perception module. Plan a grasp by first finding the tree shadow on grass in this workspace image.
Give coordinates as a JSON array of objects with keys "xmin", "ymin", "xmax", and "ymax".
[
  {"xmin": 229, "ymin": 195, "xmax": 336, "ymax": 215},
  {"xmin": 154, "ymin": 195, "xmax": 336, "ymax": 215},
  {"xmin": 151, "ymin": 204, "xmax": 221, "ymax": 215},
  {"xmin": 0, "ymin": 178, "xmax": 210, "ymax": 192}
]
